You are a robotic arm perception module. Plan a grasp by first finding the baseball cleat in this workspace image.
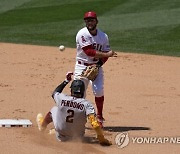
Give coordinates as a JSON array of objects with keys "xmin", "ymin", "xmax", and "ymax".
[
  {"xmin": 97, "ymin": 115, "xmax": 105, "ymax": 128},
  {"xmin": 98, "ymin": 121, "xmax": 103, "ymax": 129},
  {"xmin": 36, "ymin": 113, "xmax": 46, "ymax": 131}
]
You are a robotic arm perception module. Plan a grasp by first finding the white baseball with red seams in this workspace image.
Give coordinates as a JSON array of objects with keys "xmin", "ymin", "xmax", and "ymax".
[
  {"xmin": 59, "ymin": 45, "xmax": 65, "ymax": 51},
  {"xmin": 74, "ymin": 27, "xmax": 110, "ymax": 97}
]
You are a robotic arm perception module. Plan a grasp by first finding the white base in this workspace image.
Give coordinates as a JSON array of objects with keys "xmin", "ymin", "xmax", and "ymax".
[{"xmin": 0, "ymin": 119, "xmax": 32, "ymax": 127}]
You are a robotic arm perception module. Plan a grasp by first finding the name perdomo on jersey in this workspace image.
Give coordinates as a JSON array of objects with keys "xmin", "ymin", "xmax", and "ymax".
[{"xmin": 61, "ymin": 100, "xmax": 84, "ymax": 111}]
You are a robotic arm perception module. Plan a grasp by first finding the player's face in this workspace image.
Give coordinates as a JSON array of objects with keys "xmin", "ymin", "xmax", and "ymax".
[{"xmin": 85, "ymin": 18, "xmax": 98, "ymax": 31}]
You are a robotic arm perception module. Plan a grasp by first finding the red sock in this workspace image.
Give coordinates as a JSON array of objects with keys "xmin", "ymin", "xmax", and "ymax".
[
  {"xmin": 95, "ymin": 96, "xmax": 104, "ymax": 118},
  {"xmin": 42, "ymin": 112, "xmax": 52, "ymax": 127}
]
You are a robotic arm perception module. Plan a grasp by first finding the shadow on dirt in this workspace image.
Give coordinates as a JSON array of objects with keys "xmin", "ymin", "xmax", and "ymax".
[
  {"xmin": 103, "ymin": 126, "xmax": 150, "ymax": 132},
  {"xmin": 82, "ymin": 136, "xmax": 99, "ymax": 144}
]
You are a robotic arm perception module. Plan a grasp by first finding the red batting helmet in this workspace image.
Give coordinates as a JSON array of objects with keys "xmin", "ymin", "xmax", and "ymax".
[{"xmin": 84, "ymin": 11, "xmax": 97, "ymax": 19}]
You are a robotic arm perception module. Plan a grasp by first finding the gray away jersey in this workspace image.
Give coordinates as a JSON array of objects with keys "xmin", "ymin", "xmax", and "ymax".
[{"xmin": 51, "ymin": 92, "xmax": 95, "ymax": 138}]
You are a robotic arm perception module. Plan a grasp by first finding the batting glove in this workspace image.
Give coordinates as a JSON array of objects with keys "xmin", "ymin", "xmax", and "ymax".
[{"xmin": 65, "ymin": 71, "xmax": 73, "ymax": 82}]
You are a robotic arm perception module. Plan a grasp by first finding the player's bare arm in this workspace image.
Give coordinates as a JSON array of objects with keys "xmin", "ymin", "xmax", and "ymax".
[
  {"xmin": 82, "ymin": 45, "xmax": 117, "ymax": 58},
  {"xmin": 94, "ymin": 50, "xmax": 117, "ymax": 58}
]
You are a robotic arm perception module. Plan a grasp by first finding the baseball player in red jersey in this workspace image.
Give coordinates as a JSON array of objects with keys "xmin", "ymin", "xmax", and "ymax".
[
  {"xmin": 36, "ymin": 72, "xmax": 111, "ymax": 145},
  {"xmin": 74, "ymin": 11, "xmax": 117, "ymax": 127}
]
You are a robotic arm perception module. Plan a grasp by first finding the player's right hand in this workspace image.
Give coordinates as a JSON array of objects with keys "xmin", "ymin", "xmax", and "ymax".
[
  {"xmin": 65, "ymin": 71, "xmax": 73, "ymax": 82},
  {"xmin": 97, "ymin": 135, "xmax": 112, "ymax": 146},
  {"xmin": 108, "ymin": 50, "xmax": 117, "ymax": 57}
]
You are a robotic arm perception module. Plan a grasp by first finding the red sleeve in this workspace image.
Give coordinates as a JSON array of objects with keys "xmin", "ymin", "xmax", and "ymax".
[
  {"xmin": 101, "ymin": 57, "xmax": 108, "ymax": 64},
  {"xmin": 82, "ymin": 45, "xmax": 96, "ymax": 57}
]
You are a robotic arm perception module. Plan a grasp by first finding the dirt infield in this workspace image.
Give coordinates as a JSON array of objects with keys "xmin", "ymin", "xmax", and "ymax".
[{"xmin": 0, "ymin": 43, "xmax": 180, "ymax": 153}]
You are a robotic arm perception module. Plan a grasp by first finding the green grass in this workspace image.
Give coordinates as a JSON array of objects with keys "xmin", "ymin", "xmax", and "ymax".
[{"xmin": 0, "ymin": 0, "xmax": 180, "ymax": 56}]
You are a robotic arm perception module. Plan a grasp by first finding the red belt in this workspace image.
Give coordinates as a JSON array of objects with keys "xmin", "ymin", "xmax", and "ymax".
[{"xmin": 78, "ymin": 61, "xmax": 96, "ymax": 66}]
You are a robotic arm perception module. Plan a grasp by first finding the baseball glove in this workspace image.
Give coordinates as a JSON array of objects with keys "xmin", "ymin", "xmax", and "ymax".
[{"xmin": 81, "ymin": 65, "xmax": 99, "ymax": 81}]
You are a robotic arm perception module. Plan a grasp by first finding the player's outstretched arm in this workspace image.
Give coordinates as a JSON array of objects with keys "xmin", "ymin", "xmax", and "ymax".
[
  {"xmin": 52, "ymin": 72, "xmax": 73, "ymax": 98},
  {"xmin": 94, "ymin": 50, "xmax": 117, "ymax": 58},
  {"xmin": 88, "ymin": 114, "xmax": 112, "ymax": 146},
  {"xmin": 82, "ymin": 45, "xmax": 117, "ymax": 59}
]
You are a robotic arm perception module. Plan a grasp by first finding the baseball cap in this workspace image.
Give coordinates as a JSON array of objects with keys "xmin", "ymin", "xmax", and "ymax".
[{"xmin": 84, "ymin": 11, "xmax": 97, "ymax": 19}]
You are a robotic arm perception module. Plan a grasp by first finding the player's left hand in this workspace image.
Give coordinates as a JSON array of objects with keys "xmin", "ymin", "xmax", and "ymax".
[{"xmin": 65, "ymin": 71, "xmax": 73, "ymax": 82}]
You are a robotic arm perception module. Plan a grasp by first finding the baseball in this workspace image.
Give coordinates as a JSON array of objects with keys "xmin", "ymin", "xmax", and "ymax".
[{"xmin": 59, "ymin": 45, "xmax": 65, "ymax": 51}]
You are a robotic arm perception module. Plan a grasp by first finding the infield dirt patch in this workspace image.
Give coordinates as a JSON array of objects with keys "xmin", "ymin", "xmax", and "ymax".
[{"xmin": 0, "ymin": 43, "xmax": 180, "ymax": 153}]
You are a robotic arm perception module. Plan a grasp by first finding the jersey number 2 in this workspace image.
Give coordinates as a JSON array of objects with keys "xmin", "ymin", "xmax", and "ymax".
[{"xmin": 66, "ymin": 109, "xmax": 74, "ymax": 123}]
